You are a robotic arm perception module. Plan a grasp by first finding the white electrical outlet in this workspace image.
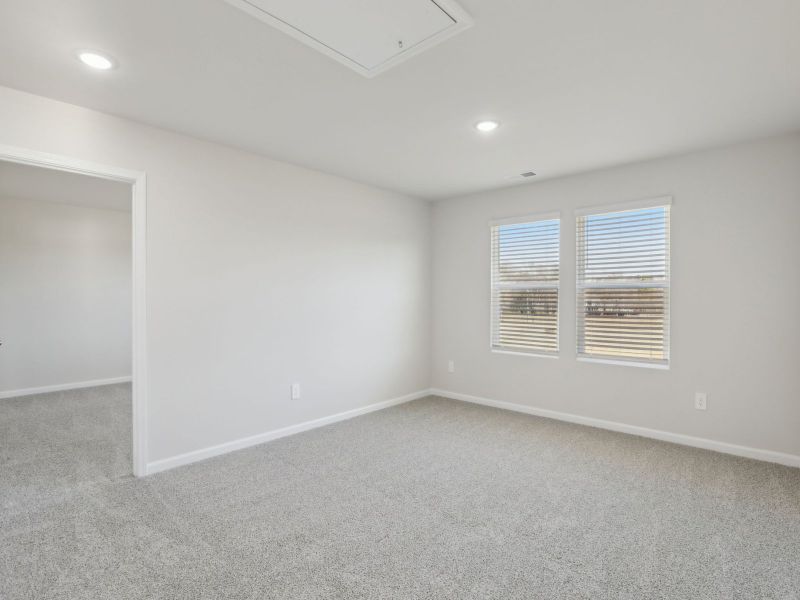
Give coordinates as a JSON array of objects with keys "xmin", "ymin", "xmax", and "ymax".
[
  {"xmin": 694, "ymin": 392, "xmax": 707, "ymax": 411},
  {"xmin": 291, "ymin": 383, "xmax": 301, "ymax": 400},
  {"xmin": 447, "ymin": 360, "xmax": 455, "ymax": 373}
]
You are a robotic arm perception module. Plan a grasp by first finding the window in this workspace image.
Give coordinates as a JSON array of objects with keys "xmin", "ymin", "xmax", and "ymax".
[
  {"xmin": 490, "ymin": 214, "xmax": 560, "ymax": 355},
  {"xmin": 576, "ymin": 199, "xmax": 671, "ymax": 366}
]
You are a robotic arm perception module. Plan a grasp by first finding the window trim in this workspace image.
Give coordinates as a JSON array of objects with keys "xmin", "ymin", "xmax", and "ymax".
[
  {"xmin": 489, "ymin": 211, "xmax": 561, "ymax": 357},
  {"xmin": 576, "ymin": 356, "xmax": 670, "ymax": 370},
  {"xmin": 574, "ymin": 196, "xmax": 672, "ymax": 217},
  {"xmin": 575, "ymin": 197, "xmax": 672, "ymax": 367},
  {"xmin": 493, "ymin": 348, "xmax": 561, "ymax": 360},
  {"xmin": 489, "ymin": 210, "xmax": 561, "ymax": 227}
]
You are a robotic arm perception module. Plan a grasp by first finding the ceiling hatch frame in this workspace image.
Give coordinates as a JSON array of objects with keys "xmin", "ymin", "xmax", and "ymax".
[{"xmin": 223, "ymin": 0, "xmax": 474, "ymax": 77}]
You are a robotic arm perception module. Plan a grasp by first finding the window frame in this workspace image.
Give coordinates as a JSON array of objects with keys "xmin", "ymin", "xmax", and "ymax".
[
  {"xmin": 489, "ymin": 211, "xmax": 561, "ymax": 358},
  {"xmin": 575, "ymin": 197, "xmax": 672, "ymax": 369}
]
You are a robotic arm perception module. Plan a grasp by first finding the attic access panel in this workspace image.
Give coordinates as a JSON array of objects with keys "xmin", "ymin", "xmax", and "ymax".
[{"xmin": 224, "ymin": 0, "xmax": 473, "ymax": 77}]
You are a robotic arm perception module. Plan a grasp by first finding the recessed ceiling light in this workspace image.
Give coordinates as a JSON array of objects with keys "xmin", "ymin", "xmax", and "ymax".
[
  {"xmin": 475, "ymin": 120, "xmax": 500, "ymax": 133},
  {"xmin": 77, "ymin": 51, "xmax": 116, "ymax": 70}
]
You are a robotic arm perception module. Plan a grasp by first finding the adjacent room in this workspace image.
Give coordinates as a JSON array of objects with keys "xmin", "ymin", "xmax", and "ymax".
[
  {"xmin": 0, "ymin": 162, "xmax": 134, "ymax": 495},
  {"xmin": 0, "ymin": 1, "xmax": 798, "ymax": 598}
]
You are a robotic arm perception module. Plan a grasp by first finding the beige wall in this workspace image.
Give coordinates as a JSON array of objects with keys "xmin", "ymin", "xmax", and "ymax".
[
  {"xmin": 0, "ymin": 196, "xmax": 131, "ymax": 392},
  {"xmin": 0, "ymin": 85, "xmax": 431, "ymax": 465},
  {"xmin": 432, "ymin": 134, "xmax": 800, "ymax": 457}
]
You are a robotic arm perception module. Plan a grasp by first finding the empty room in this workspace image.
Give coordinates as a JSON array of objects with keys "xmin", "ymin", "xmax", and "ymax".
[
  {"xmin": 0, "ymin": 1, "xmax": 798, "ymax": 598},
  {"xmin": 0, "ymin": 162, "xmax": 133, "ymax": 493}
]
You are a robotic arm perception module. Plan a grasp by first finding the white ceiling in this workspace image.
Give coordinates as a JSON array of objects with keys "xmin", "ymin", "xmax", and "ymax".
[
  {"xmin": 0, "ymin": 0, "xmax": 798, "ymax": 200},
  {"xmin": 0, "ymin": 161, "xmax": 131, "ymax": 211}
]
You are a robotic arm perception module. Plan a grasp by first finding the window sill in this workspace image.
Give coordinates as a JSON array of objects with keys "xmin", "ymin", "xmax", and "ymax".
[
  {"xmin": 491, "ymin": 348, "xmax": 559, "ymax": 359},
  {"xmin": 577, "ymin": 356, "xmax": 669, "ymax": 370}
]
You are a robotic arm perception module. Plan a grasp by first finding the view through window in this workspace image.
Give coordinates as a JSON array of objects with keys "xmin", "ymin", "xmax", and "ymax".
[
  {"xmin": 491, "ymin": 215, "xmax": 560, "ymax": 354},
  {"xmin": 576, "ymin": 202, "xmax": 671, "ymax": 364}
]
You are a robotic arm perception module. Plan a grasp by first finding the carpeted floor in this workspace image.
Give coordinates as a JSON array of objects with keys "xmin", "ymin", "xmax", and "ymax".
[{"xmin": 1, "ymin": 385, "xmax": 799, "ymax": 599}]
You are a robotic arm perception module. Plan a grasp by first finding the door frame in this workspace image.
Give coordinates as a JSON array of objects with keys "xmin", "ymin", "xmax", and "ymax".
[{"xmin": 0, "ymin": 144, "xmax": 148, "ymax": 477}]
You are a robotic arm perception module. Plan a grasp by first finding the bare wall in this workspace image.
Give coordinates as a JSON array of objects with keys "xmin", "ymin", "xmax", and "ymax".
[
  {"xmin": 0, "ymin": 196, "xmax": 131, "ymax": 392},
  {"xmin": 432, "ymin": 134, "xmax": 800, "ymax": 457},
  {"xmin": 0, "ymin": 85, "xmax": 432, "ymax": 465}
]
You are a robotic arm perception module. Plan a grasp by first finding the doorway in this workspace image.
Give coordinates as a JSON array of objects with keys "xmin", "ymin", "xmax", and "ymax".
[{"xmin": 0, "ymin": 145, "xmax": 147, "ymax": 477}]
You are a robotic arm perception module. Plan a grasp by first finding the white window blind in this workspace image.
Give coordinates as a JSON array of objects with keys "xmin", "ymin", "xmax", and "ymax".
[
  {"xmin": 576, "ymin": 200, "xmax": 670, "ymax": 365},
  {"xmin": 491, "ymin": 215, "xmax": 560, "ymax": 354}
]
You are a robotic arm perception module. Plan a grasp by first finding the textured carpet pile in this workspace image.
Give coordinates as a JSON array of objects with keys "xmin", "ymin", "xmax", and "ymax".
[{"xmin": 1, "ymin": 384, "xmax": 799, "ymax": 599}]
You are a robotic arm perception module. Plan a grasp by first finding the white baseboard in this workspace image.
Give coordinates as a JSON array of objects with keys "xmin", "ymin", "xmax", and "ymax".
[
  {"xmin": 146, "ymin": 389, "xmax": 431, "ymax": 475},
  {"xmin": 431, "ymin": 388, "xmax": 800, "ymax": 469},
  {"xmin": 0, "ymin": 376, "xmax": 132, "ymax": 400}
]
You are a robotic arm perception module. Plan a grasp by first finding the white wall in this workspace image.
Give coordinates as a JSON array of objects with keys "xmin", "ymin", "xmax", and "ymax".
[
  {"xmin": 432, "ymin": 134, "xmax": 800, "ymax": 458},
  {"xmin": 2, "ymin": 82, "xmax": 796, "ymax": 468},
  {"xmin": 0, "ymin": 85, "xmax": 431, "ymax": 466},
  {"xmin": 0, "ymin": 196, "xmax": 131, "ymax": 392}
]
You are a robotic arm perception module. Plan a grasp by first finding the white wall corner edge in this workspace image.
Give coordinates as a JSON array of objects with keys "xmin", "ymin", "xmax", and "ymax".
[
  {"xmin": 145, "ymin": 388, "xmax": 432, "ymax": 475},
  {"xmin": 430, "ymin": 388, "xmax": 800, "ymax": 469},
  {"xmin": 0, "ymin": 376, "xmax": 133, "ymax": 400}
]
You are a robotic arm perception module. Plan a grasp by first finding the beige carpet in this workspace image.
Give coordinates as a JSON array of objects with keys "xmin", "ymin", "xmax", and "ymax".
[{"xmin": 1, "ymin": 385, "xmax": 799, "ymax": 599}]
